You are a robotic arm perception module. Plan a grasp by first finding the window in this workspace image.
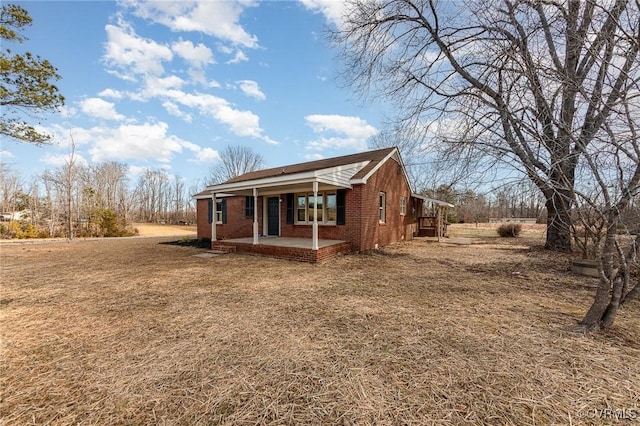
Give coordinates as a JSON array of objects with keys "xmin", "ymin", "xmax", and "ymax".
[
  {"xmin": 308, "ymin": 193, "xmax": 323, "ymax": 222},
  {"xmin": 295, "ymin": 192, "xmax": 336, "ymax": 224},
  {"xmin": 400, "ymin": 197, "xmax": 407, "ymax": 216},
  {"xmin": 326, "ymin": 193, "xmax": 337, "ymax": 222},
  {"xmin": 297, "ymin": 195, "xmax": 306, "ymax": 222},
  {"xmin": 379, "ymin": 192, "xmax": 386, "ymax": 223},
  {"xmin": 215, "ymin": 200, "xmax": 224, "ymax": 223},
  {"xmin": 245, "ymin": 196, "xmax": 254, "ymax": 218},
  {"xmin": 208, "ymin": 199, "xmax": 226, "ymax": 224}
]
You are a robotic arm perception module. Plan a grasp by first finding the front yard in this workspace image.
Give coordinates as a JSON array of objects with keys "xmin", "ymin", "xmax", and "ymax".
[{"xmin": 1, "ymin": 226, "xmax": 638, "ymax": 424}]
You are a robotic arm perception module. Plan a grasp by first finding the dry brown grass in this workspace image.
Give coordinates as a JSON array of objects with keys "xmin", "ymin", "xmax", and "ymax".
[
  {"xmin": 1, "ymin": 224, "xmax": 638, "ymax": 425},
  {"xmin": 132, "ymin": 223, "xmax": 196, "ymax": 238}
]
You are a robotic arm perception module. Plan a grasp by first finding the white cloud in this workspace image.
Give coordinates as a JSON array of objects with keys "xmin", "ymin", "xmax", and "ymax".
[
  {"xmin": 306, "ymin": 136, "xmax": 368, "ymax": 151},
  {"xmin": 138, "ymin": 75, "xmax": 185, "ymax": 99},
  {"xmin": 305, "ymin": 114, "xmax": 379, "ymax": 152},
  {"xmin": 125, "ymin": 0, "xmax": 259, "ymax": 48},
  {"xmin": 237, "ymin": 80, "xmax": 266, "ymax": 101},
  {"xmin": 39, "ymin": 124, "xmax": 91, "ymax": 149},
  {"xmin": 227, "ymin": 49, "xmax": 248, "ymax": 64},
  {"xmin": 180, "ymin": 141, "xmax": 221, "ymax": 163},
  {"xmin": 162, "ymin": 101, "xmax": 193, "ymax": 122},
  {"xmin": 0, "ymin": 150, "xmax": 15, "ymax": 159},
  {"xmin": 98, "ymin": 88, "xmax": 125, "ymax": 99},
  {"xmin": 43, "ymin": 121, "xmax": 192, "ymax": 163},
  {"xmin": 300, "ymin": 0, "xmax": 346, "ymax": 28},
  {"xmin": 146, "ymin": 88, "xmax": 276, "ymax": 143},
  {"xmin": 80, "ymin": 98, "xmax": 125, "ymax": 121},
  {"xmin": 305, "ymin": 114, "xmax": 378, "ymax": 139},
  {"xmin": 103, "ymin": 20, "xmax": 173, "ymax": 78},
  {"xmin": 41, "ymin": 152, "xmax": 88, "ymax": 167},
  {"xmin": 172, "ymin": 39, "xmax": 214, "ymax": 68},
  {"xmin": 87, "ymin": 121, "xmax": 187, "ymax": 163},
  {"xmin": 127, "ymin": 165, "xmax": 147, "ymax": 178},
  {"xmin": 59, "ymin": 105, "xmax": 77, "ymax": 118}
]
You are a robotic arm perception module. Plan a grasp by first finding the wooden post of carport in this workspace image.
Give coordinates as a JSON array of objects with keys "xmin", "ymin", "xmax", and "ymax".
[{"xmin": 437, "ymin": 203, "xmax": 451, "ymax": 241}]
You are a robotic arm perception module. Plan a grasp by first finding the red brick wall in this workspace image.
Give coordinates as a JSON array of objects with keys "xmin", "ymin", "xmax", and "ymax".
[
  {"xmin": 196, "ymin": 196, "xmax": 263, "ymax": 240},
  {"xmin": 196, "ymin": 198, "xmax": 210, "ymax": 240},
  {"xmin": 355, "ymin": 158, "xmax": 416, "ymax": 251}
]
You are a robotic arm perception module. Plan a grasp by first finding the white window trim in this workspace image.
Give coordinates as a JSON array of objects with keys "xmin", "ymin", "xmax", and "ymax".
[
  {"xmin": 294, "ymin": 191, "xmax": 337, "ymax": 225},
  {"xmin": 400, "ymin": 196, "xmax": 407, "ymax": 216},
  {"xmin": 379, "ymin": 192, "xmax": 386, "ymax": 223}
]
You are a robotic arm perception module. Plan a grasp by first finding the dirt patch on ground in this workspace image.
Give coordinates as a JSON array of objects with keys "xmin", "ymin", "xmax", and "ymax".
[{"xmin": 1, "ymin": 225, "xmax": 638, "ymax": 424}]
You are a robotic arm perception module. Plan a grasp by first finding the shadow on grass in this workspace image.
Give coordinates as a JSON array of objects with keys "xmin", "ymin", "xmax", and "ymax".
[{"xmin": 159, "ymin": 238, "xmax": 211, "ymax": 249}]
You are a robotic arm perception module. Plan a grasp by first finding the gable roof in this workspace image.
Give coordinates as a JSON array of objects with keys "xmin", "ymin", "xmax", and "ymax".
[
  {"xmin": 193, "ymin": 147, "xmax": 410, "ymax": 198},
  {"xmin": 224, "ymin": 147, "xmax": 396, "ymax": 184}
]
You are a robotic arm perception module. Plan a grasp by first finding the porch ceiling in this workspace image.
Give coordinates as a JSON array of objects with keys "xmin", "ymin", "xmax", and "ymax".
[{"xmin": 208, "ymin": 181, "xmax": 347, "ymax": 197}]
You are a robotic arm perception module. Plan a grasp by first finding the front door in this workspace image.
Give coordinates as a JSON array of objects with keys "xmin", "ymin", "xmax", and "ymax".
[{"xmin": 267, "ymin": 197, "xmax": 279, "ymax": 236}]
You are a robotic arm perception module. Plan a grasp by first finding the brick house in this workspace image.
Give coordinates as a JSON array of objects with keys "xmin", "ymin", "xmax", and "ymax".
[{"xmin": 194, "ymin": 147, "xmax": 447, "ymax": 262}]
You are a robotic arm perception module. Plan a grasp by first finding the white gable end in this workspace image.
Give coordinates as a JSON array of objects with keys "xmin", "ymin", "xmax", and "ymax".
[{"xmin": 316, "ymin": 161, "xmax": 370, "ymax": 188}]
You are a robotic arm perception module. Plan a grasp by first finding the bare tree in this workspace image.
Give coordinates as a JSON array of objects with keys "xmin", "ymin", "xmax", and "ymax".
[
  {"xmin": 332, "ymin": 0, "xmax": 640, "ymax": 252},
  {"xmin": 0, "ymin": 162, "xmax": 22, "ymax": 215},
  {"xmin": 208, "ymin": 145, "xmax": 265, "ymax": 184},
  {"xmin": 43, "ymin": 137, "xmax": 80, "ymax": 239},
  {"xmin": 572, "ymin": 101, "xmax": 640, "ymax": 330},
  {"xmin": 133, "ymin": 168, "xmax": 171, "ymax": 223}
]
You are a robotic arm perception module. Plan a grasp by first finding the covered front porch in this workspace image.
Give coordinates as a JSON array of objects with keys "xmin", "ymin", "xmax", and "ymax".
[
  {"xmin": 206, "ymin": 161, "xmax": 364, "ymax": 255},
  {"xmin": 213, "ymin": 236, "xmax": 352, "ymax": 263}
]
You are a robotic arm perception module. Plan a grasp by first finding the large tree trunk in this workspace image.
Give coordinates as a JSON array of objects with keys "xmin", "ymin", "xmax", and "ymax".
[
  {"xmin": 544, "ymin": 192, "xmax": 572, "ymax": 252},
  {"xmin": 580, "ymin": 276, "xmax": 612, "ymax": 331}
]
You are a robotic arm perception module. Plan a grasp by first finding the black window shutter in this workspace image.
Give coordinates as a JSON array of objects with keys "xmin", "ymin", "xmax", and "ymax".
[
  {"xmin": 245, "ymin": 196, "xmax": 254, "ymax": 217},
  {"xmin": 221, "ymin": 199, "xmax": 227, "ymax": 224},
  {"xmin": 207, "ymin": 199, "xmax": 213, "ymax": 224},
  {"xmin": 336, "ymin": 189, "xmax": 346, "ymax": 225},
  {"xmin": 286, "ymin": 193, "xmax": 294, "ymax": 224}
]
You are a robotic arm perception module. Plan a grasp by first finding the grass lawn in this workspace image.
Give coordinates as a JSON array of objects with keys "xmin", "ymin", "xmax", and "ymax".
[{"xmin": 1, "ymin": 225, "xmax": 638, "ymax": 425}]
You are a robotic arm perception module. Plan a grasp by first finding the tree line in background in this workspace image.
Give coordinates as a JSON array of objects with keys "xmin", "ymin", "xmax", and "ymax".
[{"xmin": 0, "ymin": 157, "xmax": 199, "ymax": 239}]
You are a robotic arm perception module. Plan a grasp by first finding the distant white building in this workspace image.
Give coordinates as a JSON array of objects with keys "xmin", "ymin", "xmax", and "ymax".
[{"xmin": 0, "ymin": 209, "xmax": 32, "ymax": 221}]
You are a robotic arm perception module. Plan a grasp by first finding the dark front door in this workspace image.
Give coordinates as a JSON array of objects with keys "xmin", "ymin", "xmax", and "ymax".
[{"xmin": 267, "ymin": 197, "xmax": 279, "ymax": 236}]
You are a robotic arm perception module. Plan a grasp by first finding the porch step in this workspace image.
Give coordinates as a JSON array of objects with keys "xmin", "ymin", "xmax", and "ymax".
[{"xmin": 211, "ymin": 244, "xmax": 236, "ymax": 254}]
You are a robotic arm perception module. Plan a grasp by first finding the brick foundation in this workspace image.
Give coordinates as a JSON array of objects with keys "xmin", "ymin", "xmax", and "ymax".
[{"xmin": 212, "ymin": 240, "xmax": 352, "ymax": 263}]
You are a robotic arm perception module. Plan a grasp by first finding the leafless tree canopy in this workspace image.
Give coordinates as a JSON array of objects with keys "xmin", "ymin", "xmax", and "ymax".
[
  {"xmin": 208, "ymin": 145, "xmax": 265, "ymax": 185},
  {"xmin": 334, "ymin": 0, "xmax": 640, "ymax": 252}
]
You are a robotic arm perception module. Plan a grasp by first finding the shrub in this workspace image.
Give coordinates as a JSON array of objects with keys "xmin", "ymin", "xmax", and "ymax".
[
  {"xmin": 497, "ymin": 223, "xmax": 522, "ymax": 237},
  {"xmin": 97, "ymin": 209, "xmax": 137, "ymax": 237}
]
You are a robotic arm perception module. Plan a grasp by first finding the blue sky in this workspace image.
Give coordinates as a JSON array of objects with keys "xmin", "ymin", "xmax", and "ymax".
[{"xmin": 2, "ymin": 0, "xmax": 385, "ymax": 189}]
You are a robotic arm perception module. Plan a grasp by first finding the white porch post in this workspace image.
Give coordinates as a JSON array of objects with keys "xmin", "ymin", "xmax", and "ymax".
[
  {"xmin": 253, "ymin": 188, "xmax": 259, "ymax": 245},
  {"xmin": 312, "ymin": 181, "xmax": 319, "ymax": 250},
  {"xmin": 211, "ymin": 192, "xmax": 217, "ymax": 242}
]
